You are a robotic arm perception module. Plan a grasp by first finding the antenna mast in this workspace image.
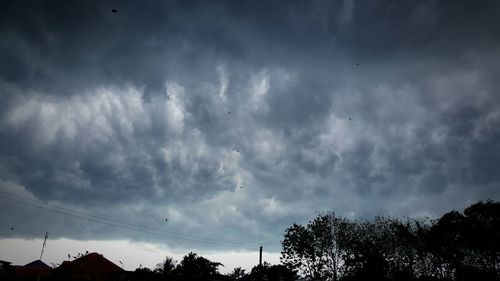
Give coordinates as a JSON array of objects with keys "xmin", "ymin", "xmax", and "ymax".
[
  {"xmin": 259, "ymin": 246, "xmax": 262, "ymax": 266},
  {"xmin": 39, "ymin": 232, "xmax": 48, "ymax": 261}
]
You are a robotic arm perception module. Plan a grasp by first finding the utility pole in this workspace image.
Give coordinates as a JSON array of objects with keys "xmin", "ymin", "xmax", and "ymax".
[
  {"xmin": 39, "ymin": 232, "xmax": 48, "ymax": 261},
  {"xmin": 259, "ymin": 246, "xmax": 262, "ymax": 267}
]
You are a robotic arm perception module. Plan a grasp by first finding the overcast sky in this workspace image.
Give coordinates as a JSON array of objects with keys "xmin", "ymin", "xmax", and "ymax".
[{"xmin": 1, "ymin": 0, "xmax": 500, "ymax": 272}]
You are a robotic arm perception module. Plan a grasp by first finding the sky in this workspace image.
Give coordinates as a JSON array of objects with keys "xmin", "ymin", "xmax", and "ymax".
[{"xmin": 1, "ymin": 0, "xmax": 500, "ymax": 273}]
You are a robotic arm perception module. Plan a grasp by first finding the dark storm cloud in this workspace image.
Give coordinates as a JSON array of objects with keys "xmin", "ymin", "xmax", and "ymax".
[{"xmin": 1, "ymin": 0, "xmax": 500, "ymax": 251}]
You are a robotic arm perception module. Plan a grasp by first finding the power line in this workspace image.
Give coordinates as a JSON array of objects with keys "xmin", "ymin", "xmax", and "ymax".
[
  {"xmin": 0, "ymin": 191, "xmax": 253, "ymax": 249},
  {"xmin": 0, "ymin": 190, "xmax": 259, "ymax": 250},
  {"xmin": 0, "ymin": 190, "xmax": 146, "ymax": 229}
]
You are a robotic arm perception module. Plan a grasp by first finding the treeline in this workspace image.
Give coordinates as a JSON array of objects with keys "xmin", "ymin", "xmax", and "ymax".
[
  {"xmin": 131, "ymin": 252, "xmax": 297, "ymax": 281},
  {"xmin": 281, "ymin": 200, "xmax": 500, "ymax": 281}
]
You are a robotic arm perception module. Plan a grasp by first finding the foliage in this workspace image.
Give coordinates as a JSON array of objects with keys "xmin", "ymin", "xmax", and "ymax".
[
  {"xmin": 228, "ymin": 267, "xmax": 247, "ymax": 280},
  {"xmin": 150, "ymin": 253, "xmax": 224, "ymax": 281},
  {"xmin": 155, "ymin": 256, "xmax": 177, "ymax": 278},
  {"xmin": 281, "ymin": 212, "xmax": 351, "ymax": 280},
  {"xmin": 240, "ymin": 262, "xmax": 298, "ymax": 281},
  {"xmin": 175, "ymin": 252, "xmax": 223, "ymax": 281},
  {"xmin": 281, "ymin": 201, "xmax": 500, "ymax": 281}
]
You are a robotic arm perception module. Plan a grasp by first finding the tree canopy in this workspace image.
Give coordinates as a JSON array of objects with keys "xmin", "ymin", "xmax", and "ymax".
[{"xmin": 281, "ymin": 201, "xmax": 500, "ymax": 281}]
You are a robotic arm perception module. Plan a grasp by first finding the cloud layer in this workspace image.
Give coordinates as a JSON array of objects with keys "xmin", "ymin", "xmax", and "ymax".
[{"xmin": 1, "ymin": 0, "xmax": 500, "ymax": 252}]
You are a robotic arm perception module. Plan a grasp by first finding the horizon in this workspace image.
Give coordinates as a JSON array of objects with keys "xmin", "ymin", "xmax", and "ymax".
[{"xmin": 0, "ymin": 237, "xmax": 280, "ymax": 274}]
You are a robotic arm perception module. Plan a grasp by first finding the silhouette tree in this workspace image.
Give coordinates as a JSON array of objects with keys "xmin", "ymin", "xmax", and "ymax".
[
  {"xmin": 228, "ymin": 267, "xmax": 247, "ymax": 280},
  {"xmin": 426, "ymin": 211, "xmax": 469, "ymax": 280},
  {"xmin": 281, "ymin": 212, "xmax": 352, "ymax": 280},
  {"xmin": 241, "ymin": 262, "xmax": 298, "ymax": 281},
  {"xmin": 176, "ymin": 252, "xmax": 222, "ymax": 281},
  {"xmin": 341, "ymin": 219, "xmax": 388, "ymax": 281},
  {"xmin": 385, "ymin": 217, "xmax": 435, "ymax": 280},
  {"xmin": 454, "ymin": 200, "xmax": 500, "ymax": 280},
  {"xmin": 155, "ymin": 256, "xmax": 177, "ymax": 280},
  {"xmin": 464, "ymin": 200, "xmax": 500, "ymax": 272},
  {"xmin": 134, "ymin": 266, "xmax": 155, "ymax": 281},
  {"xmin": 280, "ymin": 200, "xmax": 500, "ymax": 281}
]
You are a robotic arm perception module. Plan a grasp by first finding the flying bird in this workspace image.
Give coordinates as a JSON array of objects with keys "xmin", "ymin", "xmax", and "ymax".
[
  {"xmin": 349, "ymin": 117, "xmax": 352, "ymax": 120},
  {"xmin": 111, "ymin": 9, "xmax": 117, "ymax": 13},
  {"xmin": 165, "ymin": 218, "xmax": 168, "ymax": 222},
  {"xmin": 10, "ymin": 227, "xmax": 14, "ymax": 231}
]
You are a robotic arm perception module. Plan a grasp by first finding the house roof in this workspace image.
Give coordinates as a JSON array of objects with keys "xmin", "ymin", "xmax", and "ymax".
[
  {"xmin": 14, "ymin": 260, "xmax": 52, "ymax": 276},
  {"xmin": 24, "ymin": 260, "xmax": 51, "ymax": 269},
  {"xmin": 50, "ymin": 252, "xmax": 123, "ymax": 279}
]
